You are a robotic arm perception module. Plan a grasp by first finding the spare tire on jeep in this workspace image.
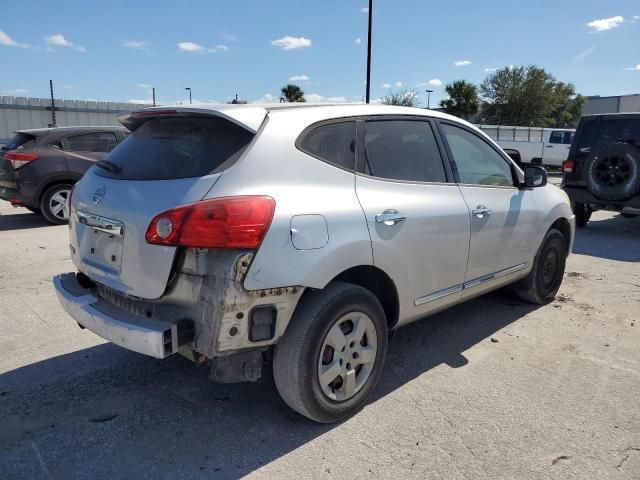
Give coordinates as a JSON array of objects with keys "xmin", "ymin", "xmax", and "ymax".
[{"xmin": 586, "ymin": 142, "xmax": 640, "ymax": 201}]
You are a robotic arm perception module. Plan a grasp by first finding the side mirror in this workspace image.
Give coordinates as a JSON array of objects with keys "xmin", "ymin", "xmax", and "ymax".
[{"xmin": 524, "ymin": 166, "xmax": 547, "ymax": 188}]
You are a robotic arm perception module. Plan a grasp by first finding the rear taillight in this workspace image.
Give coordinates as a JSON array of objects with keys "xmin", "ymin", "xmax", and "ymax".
[
  {"xmin": 562, "ymin": 159, "xmax": 575, "ymax": 174},
  {"xmin": 4, "ymin": 151, "xmax": 40, "ymax": 169},
  {"xmin": 145, "ymin": 196, "xmax": 276, "ymax": 249}
]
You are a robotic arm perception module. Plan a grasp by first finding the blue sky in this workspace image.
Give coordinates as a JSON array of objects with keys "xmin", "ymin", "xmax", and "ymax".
[{"xmin": 1, "ymin": 0, "xmax": 639, "ymax": 107}]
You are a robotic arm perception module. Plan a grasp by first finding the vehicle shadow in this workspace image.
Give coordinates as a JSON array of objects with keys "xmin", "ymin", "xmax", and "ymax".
[
  {"xmin": 0, "ymin": 290, "xmax": 538, "ymax": 479},
  {"xmin": 0, "ymin": 212, "xmax": 53, "ymax": 232},
  {"xmin": 572, "ymin": 214, "xmax": 640, "ymax": 262}
]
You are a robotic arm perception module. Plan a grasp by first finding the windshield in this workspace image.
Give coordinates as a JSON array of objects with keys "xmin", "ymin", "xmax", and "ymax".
[
  {"xmin": 2, "ymin": 133, "xmax": 35, "ymax": 152},
  {"xmin": 94, "ymin": 116, "xmax": 254, "ymax": 180}
]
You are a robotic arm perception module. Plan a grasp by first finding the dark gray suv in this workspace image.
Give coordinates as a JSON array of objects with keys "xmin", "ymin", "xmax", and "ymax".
[{"xmin": 0, "ymin": 126, "xmax": 127, "ymax": 224}]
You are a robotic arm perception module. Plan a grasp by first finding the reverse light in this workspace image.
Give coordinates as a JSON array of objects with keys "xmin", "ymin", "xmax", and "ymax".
[
  {"xmin": 562, "ymin": 159, "xmax": 575, "ymax": 174},
  {"xmin": 145, "ymin": 196, "xmax": 276, "ymax": 249},
  {"xmin": 4, "ymin": 151, "xmax": 40, "ymax": 169}
]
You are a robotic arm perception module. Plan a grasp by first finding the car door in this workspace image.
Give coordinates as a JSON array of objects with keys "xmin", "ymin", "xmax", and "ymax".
[
  {"xmin": 437, "ymin": 121, "xmax": 539, "ymax": 298},
  {"xmin": 63, "ymin": 131, "xmax": 119, "ymax": 175},
  {"xmin": 544, "ymin": 130, "xmax": 572, "ymax": 166},
  {"xmin": 354, "ymin": 117, "xmax": 471, "ymax": 326}
]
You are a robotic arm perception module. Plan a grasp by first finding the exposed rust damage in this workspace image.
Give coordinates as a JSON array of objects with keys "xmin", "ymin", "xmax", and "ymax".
[{"xmin": 95, "ymin": 248, "xmax": 304, "ymax": 361}]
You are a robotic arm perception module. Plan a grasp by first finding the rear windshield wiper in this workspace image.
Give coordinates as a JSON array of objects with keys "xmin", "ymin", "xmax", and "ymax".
[{"xmin": 96, "ymin": 160, "xmax": 121, "ymax": 174}]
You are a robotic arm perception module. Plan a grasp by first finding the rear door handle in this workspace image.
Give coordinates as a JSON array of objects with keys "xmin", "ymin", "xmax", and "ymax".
[
  {"xmin": 375, "ymin": 210, "xmax": 407, "ymax": 226},
  {"xmin": 472, "ymin": 205, "xmax": 492, "ymax": 219}
]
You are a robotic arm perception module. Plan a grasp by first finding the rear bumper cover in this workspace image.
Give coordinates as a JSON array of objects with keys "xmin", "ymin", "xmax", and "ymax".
[
  {"xmin": 0, "ymin": 186, "xmax": 23, "ymax": 204},
  {"xmin": 54, "ymin": 273, "xmax": 192, "ymax": 358},
  {"xmin": 562, "ymin": 186, "xmax": 640, "ymax": 209}
]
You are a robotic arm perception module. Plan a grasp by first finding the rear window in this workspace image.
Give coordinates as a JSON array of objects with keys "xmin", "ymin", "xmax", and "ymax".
[
  {"xmin": 2, "ymin": 133, "xmax": 35, "ymax": 152},
  {"xmin": 598, "ymin": 118, "xmax": 640, "ymax": 147},
  {"xmin": 94, "ymin": 117, "xmax": 254, "ymax": 180}
]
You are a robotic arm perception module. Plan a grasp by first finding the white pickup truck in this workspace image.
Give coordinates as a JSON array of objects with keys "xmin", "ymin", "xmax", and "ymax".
[{"xmin": 478, "ymin": 125, "xmax": 575, "ymax": 168}]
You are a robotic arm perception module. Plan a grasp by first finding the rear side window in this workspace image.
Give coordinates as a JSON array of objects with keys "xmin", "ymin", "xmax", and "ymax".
[
  {"xmin": 299, "ymin": 121, "xmax": 356, "ymax": 170},
  {"xmin": 363, "ymin": 120, "xmax": 447, "ymax": 182},
  {"xmin": 67, "ymin": 132, "xmax": 118, "ymax": 153},
  {"xmin": 2, "ymin": 133, "xmax": 35, "ymax": 152},
  {"xmin": 95, "ymin": 117, "xmax": 254, "ymax": 180}
]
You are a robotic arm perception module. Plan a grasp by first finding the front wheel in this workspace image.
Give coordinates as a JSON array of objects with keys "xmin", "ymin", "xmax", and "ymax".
[
  {"xmin": 40, "ymin": 183, "xmax": 73, "ymax": 225},
  {"xmin": 273, "ymin": 281, "xmax": 388, "ymax": 423},
  {"xmin": 514, "ymin": 228, "xmax": 567, "ymax": 305}
]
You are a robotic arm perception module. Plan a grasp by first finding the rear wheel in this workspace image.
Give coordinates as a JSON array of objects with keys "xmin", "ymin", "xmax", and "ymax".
[
  {"xmin": 514, "ymin": 228, "xmax": 567, "ymax": 305},
  {"xmin": 273, "ymin": 281, "xmax": 387, "ymax": 423},
  {"xmin": 40, "ymin": 183, "xmax": 73, "ymax": 225},
  {"xmin": 573, "ymin": 203, "xmax": 592, "ymax": 228}
]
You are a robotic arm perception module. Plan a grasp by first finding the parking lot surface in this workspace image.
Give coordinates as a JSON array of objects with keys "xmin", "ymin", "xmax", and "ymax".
[{"xmin": 0, "ymin": 199, "xmax": 639, "ymax": 480}]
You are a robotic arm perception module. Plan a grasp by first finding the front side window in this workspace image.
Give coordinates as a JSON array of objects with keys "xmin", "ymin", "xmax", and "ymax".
[
  {"xmin": 441, "ymin": 123, "xmax": 514, "ymax": 187},
  {"xmin": 299, "ymin": 121, "xmax": 355, "ymax": 170},
  {"xmin": 363, "ymin": 120, "xmax": 446, "ymax": 182},
  {"xmin": 67, "ymin": 132, "xmax": 118, "ymax": 153}
]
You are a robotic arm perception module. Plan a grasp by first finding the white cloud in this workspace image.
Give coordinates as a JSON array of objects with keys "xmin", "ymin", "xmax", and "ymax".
[
  {"xmin": 454, "ymin": 59, "xmax": 472, "ymax": 67},
  {"xmin": 137, "ymin": 83, "xmax": 152, "ymax": 89},
  {"xmin": 3, "ymin": 88, "xmax": 29, "ymax": 95},
  {"xmin": 178, "ymin": 41, "xmax": 205, "ymax": 53},
  {"xmin": 484, "ymin": 67, "xmax": 499, "ymax": 73},
  {"xmin": 587, "ymin": 16, "xmax": 624, "ymax": 32},
  {"xmin": 123, "ymin": 40, "xmax": 150, "ymax": 50},
  {"xmin": 208, "ymin": 44, "xmax": 229, "ymax": 53},
  {"xmin": 253, "ymin": 93, "xmax": 277, "ymax": 104},
  {"xmin": 289, "ymin": 75, "xmax": 310, "ymax": 81},
  {"xmin": 0, "ymin": 30, "xmax": 28, "ymax": 48},
  {"xmin": 624, "ymin": 64, "xmax": 640, "ymax": 71},
  {"xmin": 270, "ymin": 36, "xmax": 312, "ymax": 50},
  {"xmin": 418, "ymin": 79, "xmax": 443, "ymax": 88},
  {"xmin": 219, "ymin": 32, "xmax": 238, "ymax": 42},
  {"xmin": 395, "ymin": 81, "xmax": 402, "ymax": 87},
  {"xmin": 355, "ymin": 38, "xmax": 362, "ymax": 45},
  {"xmin": 45, "ymin": 33, "xmax": 85, "ymax": 52},
  {"xmin": 573, "ymin": 46, "xmax": 596, "ymax": 62},
  {"xmin": 382, "ymin": 83, "xmax": 391, "ymax": 89},
  {"xmin": 305, "ymin": 93, "xmax": 347, "ymax": 103},
  {"xmin": 361, "ymin": 6, "xmax": 369, "ymax": 13},
  {"xmin": 632, "ymin": 16, "xmax": 640, "ymax": 23}
]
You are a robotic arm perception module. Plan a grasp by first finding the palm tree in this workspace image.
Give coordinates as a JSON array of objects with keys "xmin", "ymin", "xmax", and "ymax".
[{"xmin": 280, "ymin": 84, "xmax": 306, "ymax": 103}]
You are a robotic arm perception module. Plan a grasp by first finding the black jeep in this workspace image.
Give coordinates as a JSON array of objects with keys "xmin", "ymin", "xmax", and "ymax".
[{"xmin": 562, "ymin": 113, "xmax": 640, "ymax": 227}]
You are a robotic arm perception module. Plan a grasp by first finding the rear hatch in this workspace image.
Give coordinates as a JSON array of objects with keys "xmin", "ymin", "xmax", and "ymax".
[
  {"xmin": 70, "ymin": 107, "xmax": 266, "ymax": 299},
  {"xmin": 0, "ymin": 132, "xmax": 36, "ymax": 188}
]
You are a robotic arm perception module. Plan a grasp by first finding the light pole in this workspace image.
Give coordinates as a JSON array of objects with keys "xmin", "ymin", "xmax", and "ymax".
[
  {"xmin": 425, "ymin": 89, "xmax": 433, "ymax": 109},
  {"xmin": 365, "ymin": 0, "xmax": 373, "ymax": 104},
  {"xmin": 185, "ymin": 87, "xmax": 192, "ymax": 104}
]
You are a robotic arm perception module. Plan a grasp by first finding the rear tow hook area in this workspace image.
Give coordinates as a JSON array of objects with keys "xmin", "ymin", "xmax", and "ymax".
[{"xmin": 209, "ymin": 349, "xmax": 267, "ymax": 383}]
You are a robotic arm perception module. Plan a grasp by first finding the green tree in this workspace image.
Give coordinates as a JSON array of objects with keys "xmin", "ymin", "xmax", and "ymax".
[
  {"xmin": 439, "ymin": 80, "xmax": 479, "ymax": 120},
  {"xmin": 380, "ymin": 89, "xmax": 419, "ymax": 107},
  {"xmin": 280, "ymin": 84, "xmax": 306, "ymax": 102},
  {"xmin": 479, "ymin": 65, "xmax": 584, "ymax": 128}
]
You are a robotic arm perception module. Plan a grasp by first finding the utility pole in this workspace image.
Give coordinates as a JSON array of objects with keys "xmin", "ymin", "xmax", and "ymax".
[
  {"xmin": 152, "ymin": 87, "xmax": 156, "ymax": 107},
  {"xmin": 365, "ymin": 0, "xmax": 373, "ymax": 104},
  {"xmin": 48, "ymin": 79, "xmax": 57, "ymax": 127},
  {"xmin": 425, "ymin": 89, "xmax": 433, "ymax": 109},
  {"xmin": 185, "ymin": 87, "xmax": 192, "ymax": 104}
]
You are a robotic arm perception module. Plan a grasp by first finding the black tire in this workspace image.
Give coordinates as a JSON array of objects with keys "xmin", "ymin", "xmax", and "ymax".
[
  {"xmin": 40, "ymin": 183, "xmax": 73, "ymax": 225},
  {"xmin": 621, "ymin": 213, "xmax": 637, "ymax": 219},
  {"xmin": 586, "ymin": 143, "xmax": 640, "ymax": 201},
  {"xmin": 273, "ymin": 281, "xmax": 388, "ymax": 423},
  {"xmin": 573, "ymin": 203, "xmax": 592, "ymax": 228},
  {"xmin": 514, "ymin": 228, "xmax": 567, "ymax": 305}
]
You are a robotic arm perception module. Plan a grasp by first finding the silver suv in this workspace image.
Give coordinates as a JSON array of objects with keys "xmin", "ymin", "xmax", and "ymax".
[{"xmin": 54, "ymin": 104, "xmax": 575, "ymax": 423}]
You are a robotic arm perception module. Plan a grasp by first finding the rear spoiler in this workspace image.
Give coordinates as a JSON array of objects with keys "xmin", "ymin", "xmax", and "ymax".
[{"xmin": 118, "ymin": 105, "xmax": 268, "ymax": 133}]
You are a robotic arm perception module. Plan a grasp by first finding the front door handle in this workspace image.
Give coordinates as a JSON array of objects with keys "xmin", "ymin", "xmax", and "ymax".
[
  {"xmin": 472, "ymin": 205, "xmax": 492, "ymax": 219},
  {"xmin": 375, "ymin": 210, "xmax": 407, "ymax": 226}
]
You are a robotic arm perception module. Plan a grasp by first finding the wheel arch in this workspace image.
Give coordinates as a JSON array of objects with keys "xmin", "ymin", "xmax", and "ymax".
[
  {"xmin": 327, "ymin": 265, "xmax": 400, "ymax": 330},
  {"xmin": 549, "ymin": 216, "xmax": 572, "ymax": 256},
  {"xmin": 36, "ymin": 175, "xmax": 81, "ymax": 204}
]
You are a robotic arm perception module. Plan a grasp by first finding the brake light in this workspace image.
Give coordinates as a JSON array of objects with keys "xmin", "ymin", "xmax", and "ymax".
[
  {"xmin": 132, "ymin": 110, "xmax": 177, "ymax": 117},
  {"xmin": 4, "ymin": 151, "xmax": 40, "ymax": 168},
  {"xmin": 563, "ymin": 159, "xmax": 575, "ymax": 174},
  {"xmin": 145, "ymin": 196, "xmax": 276, "ymax": 249}
]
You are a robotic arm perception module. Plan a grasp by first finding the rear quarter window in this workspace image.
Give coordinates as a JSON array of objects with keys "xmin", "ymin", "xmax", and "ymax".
[
  {"xmin": 94, "ymin": 117, "xmax": 254, "ymax": 180},
  {"xmin": 298, "ymin": 121, "xmax": 356, "ymax": 170}
]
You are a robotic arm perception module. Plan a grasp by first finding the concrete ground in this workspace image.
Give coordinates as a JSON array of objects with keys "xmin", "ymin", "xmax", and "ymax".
[{"xmin": 0, "ymin": 199, "xmax": 638, "ymax": 480}]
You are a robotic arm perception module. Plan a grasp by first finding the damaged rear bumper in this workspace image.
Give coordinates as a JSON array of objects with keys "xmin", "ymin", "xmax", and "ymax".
[{"xmin": 54, "ymin": 273, "xmax": 193, "ymax": 358}]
